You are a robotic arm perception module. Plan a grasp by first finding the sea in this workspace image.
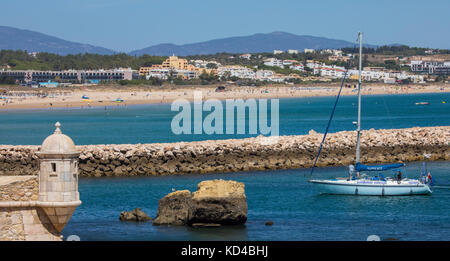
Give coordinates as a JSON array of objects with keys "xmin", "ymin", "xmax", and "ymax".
[
  {"xmin": 0, "ymin": 92, "xmax": 449, "ymax": 241},
  {"xmin": 63, "ymin": 161, "xmax": 450, "ymax": 241}
]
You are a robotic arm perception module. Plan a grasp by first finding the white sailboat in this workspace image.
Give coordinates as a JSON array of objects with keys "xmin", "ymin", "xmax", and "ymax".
[{"xmin": 308, "ymin": 32, "xmax": 433, "ymax": 196}]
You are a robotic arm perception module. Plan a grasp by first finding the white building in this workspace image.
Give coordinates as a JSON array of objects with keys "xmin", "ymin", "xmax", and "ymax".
[
  {"xmin": 264, "ymin": 58, "xmax": 284, "ymax": 68},
  {"xmin": 410, "ymin": 60, "xmax": 450, "ymax": 74},
  {"xmin": 333, "ymin": 50, "xmax": 343, "ymax": 56},
  {"xmin": 320, "ymin": 49, "xmax": 333, "ymax": 54},
  {"xmin": 290, "ymin": 64, "xmax": 304, "ymax": 72},
  {"xmin": 255, "ymin": 70, "xmax": 275, "ymax": 80},
  {"xmin": 239, "ymin": 53, "xmax": 252, "ymax": 60},
  {"xmin": 304, "ymin": 48, "xmax": 315, "ymax": 53},
  {"xmin": 146, "ymin": 69, "xmax": 170, "ymax": 80},
  {"xmin": 273, "ymin": 50, "xmax": 284, "ymax": 54},
  {"xmin": 319, "ymin": 65, "xmax": 347, "ymax": 78},
  {"xmin": 282, "ymin": 60, "xmax": 297, "ymax": 66},
  {"xmin": 288, "ymin": 49, "xmax": 299, "ymax": 54},
  {"xmin": 306, "ymin": 61, "xmax": 324, "ymax": 74},
  {"xmin": 346, "ymin": 69, "xmax": 424, "ymax": 83},
  {"xmin": 191, "ymin": 60, "xmax": 221, "ymax": 68},
  {"xmin": 218, "ymin": 66, "xmax": 256, "ymax": 79}
]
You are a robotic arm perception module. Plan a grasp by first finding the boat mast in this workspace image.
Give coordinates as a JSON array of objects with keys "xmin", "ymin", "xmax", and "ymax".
[{"xmin": 355, "ymin": 32, "xmax": 363, "ymax": 166}]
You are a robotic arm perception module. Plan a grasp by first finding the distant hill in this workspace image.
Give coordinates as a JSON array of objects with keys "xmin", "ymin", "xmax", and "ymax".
[
  {"xmin": 129, "ymin": 32, "xmax": 378, "ymax": 56},
  {"xmin": 0, "ymin": 27, "xmax": 381, "ymax": 57},
  {"xmin": 0, "ymin": 26, "xmax": 115, "ymax": 55}
]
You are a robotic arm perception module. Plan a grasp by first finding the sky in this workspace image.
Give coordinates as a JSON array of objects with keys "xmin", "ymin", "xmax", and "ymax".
[{"xmin": 1, "ymin": 0, "xmax": 449, "ymax": 52}]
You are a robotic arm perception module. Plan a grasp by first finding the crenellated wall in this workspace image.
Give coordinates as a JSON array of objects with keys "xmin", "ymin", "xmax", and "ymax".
[{"xmin": 0, "ymin": 126, "xmax": 449, "ymax": 177}]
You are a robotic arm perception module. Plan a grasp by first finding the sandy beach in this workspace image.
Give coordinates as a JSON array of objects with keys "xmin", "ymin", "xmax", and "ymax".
[{"xmin": 0, "ymin": 83, "xmax": 448, "ymax": 110}]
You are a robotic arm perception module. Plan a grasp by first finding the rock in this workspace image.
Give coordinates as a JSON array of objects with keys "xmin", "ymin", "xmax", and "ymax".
[
  {"xmin": 265, "ymin": 221, "xmax": 274, "ymax": 226},
  {"xmin": 153, "ymin": 180, "xmax": 248, "ymax": 226},
  {"xmin": 119, "ymin": 208, "xmax": 152, "ymax": 222},
  {"xmin": 189, "ymin": 179, "xmax": 247, "ymax": 226},
  {"xmin": 308, "ymin": 129, "xmax": 318, "ymax": 135},
  {"xmin": 153, "ymin": 190, "xmax": 192, "ymax": 226}
]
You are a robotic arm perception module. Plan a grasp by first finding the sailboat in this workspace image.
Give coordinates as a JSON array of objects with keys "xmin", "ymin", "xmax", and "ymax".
[{"xmin": 308, "ymin": 32, "xmax": 433, "ymax": 196}]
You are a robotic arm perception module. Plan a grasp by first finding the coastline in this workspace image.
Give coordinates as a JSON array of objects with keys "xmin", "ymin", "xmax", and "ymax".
[{"xmin": 1, "ymin": 83, "xmax": 448, "ymax": 110}]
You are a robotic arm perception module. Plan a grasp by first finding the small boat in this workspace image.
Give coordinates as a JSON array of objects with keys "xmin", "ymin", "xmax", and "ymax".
[
  {"xmin": 308, "ymin": 32, "xmax": 433, "ymax": 196},
  {"xmin": 114, "ymin": 98, "xmax": 124, "ymax": 103},
  {"xmin": 415, "ymin": 102, "xmax": 429, "ymax": 105},
  {"xmin": 81, "ymin": 95, "xmax": 92, "ymax": 102}
]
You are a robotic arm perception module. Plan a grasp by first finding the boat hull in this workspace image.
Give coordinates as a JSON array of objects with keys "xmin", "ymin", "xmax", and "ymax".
[{"xmin": 310, "ymin": 180, "xmax": 432, "ymax": 196}]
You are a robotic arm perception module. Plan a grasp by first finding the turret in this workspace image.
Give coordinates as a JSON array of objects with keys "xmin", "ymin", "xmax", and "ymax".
[{"xmin": 36, "ymin": 122, "xmax": 81, "ymax": 232}]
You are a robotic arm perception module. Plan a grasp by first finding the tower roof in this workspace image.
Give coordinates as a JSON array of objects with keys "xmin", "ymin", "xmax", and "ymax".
[{"xmin": 40, "ymin": 122, "xmax": 78, "ymax": 155}]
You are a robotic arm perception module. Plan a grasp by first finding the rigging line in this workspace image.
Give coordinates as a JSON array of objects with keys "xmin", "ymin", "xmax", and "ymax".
[
  {"xmin": 381, "ymin": 95, "xmax": 395, "ymax": 130},
  {"xmin": 307, "ymin": 52, "xmax": 356, "ymax": 180}
]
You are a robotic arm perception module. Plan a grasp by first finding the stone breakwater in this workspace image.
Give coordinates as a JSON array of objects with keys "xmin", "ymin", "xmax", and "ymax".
[{"xmin": 0, "ymin": 127, "xmax": 448, "ymax": 177}]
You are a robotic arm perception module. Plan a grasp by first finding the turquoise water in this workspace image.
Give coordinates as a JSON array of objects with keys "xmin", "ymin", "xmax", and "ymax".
[
  {"xmin": 0, "ymin": 93, "xmax": 448, "ymax": 145},
  {"xmin": 62, "ymin": 161, "xmax": 450, "ymax": 241},
  {"xmin": 2, "ymin": 92, "xmax": 449, "ymax": 240}
]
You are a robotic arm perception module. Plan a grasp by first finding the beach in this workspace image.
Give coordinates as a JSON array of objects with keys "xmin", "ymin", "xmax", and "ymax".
[{"xmin": 1, "ymin": 83, "xmax": 448, "ymax": 110}]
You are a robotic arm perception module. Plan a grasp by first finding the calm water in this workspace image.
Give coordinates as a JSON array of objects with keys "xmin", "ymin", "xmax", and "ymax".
[
  {"xmin": 0, "ymin": 93, "xmax": 448, "ymax": 145},
  {"xmin": 62, "ymin": 161, "xmax": 450, "ymax": 241},
  {"xmin": 2, "ymin": 92, "xmax": 449, "ymax": 240}
]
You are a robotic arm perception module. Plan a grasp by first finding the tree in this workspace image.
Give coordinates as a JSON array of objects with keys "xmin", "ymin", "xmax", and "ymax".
[
  {"xmin": 206, "ymin": 63, "xmax": 218, "ymax": 69},
  {"xmin": 221, "ymin": 71, "xmax": 231, "ymax": 81}
]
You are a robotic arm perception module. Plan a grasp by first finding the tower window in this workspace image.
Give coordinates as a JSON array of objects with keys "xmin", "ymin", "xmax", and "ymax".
[{"xmin": 51, "ymin": 163, "xmax": 56, "ymax": 172}]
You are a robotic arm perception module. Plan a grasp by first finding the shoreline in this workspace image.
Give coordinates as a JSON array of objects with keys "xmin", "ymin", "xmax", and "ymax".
[{"xmin": 1, "ymin": 84, "xmax": 448, "ymax": 110}]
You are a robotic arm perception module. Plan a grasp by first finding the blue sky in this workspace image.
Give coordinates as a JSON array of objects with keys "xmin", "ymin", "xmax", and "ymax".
[{"xmin": 1, "ymin": 0, "xmax": 449, "ymax": 52}]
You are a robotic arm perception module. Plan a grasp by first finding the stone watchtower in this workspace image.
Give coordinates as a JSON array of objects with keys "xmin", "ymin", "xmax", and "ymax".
[{"xmin": 36, "ymin": 122, "xmax": 82, "ymax": 233}]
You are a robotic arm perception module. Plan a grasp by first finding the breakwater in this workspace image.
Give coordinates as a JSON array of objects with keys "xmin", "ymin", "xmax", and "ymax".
[{"xmin": 0, "ymin": 127, "xmax": 448, "ymax": 177}]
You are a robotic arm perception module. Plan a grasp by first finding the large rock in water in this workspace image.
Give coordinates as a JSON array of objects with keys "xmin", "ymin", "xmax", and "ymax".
[
  {"xmin": 189, "ymin": 180, "xmax": 247, "ymax": 225},
  {"xmin": 153, "ymin": 190, "xmax": 192, "ymax": 225},
  {"xmin": 153, "ymin": 180, "xmax": 247, "ymax": 226}
]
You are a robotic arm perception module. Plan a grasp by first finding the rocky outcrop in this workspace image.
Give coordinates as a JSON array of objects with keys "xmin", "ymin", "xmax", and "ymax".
[
  {"xmin": 119, "ymin": 208, "xmax": 152, "ymax": 222},
  {"xmin": 153, "ymin": 190, "xmax": 192, "ymax": 225},
  {"xmin": 0, "ymin": 127, "xmax": 449, "ymax": 177},
  {"xmin": 153, "ymin": 180, "xmax": 247, "ymax": 226},
  {"xmin": 189, "ymin": 180, "xmax": 247, "ymax": 225}
]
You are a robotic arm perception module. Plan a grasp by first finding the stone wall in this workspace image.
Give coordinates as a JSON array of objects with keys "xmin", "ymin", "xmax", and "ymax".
[
  {"xmin": 0, "ymin": 176, "xmax": 38, "ymax": 201},
  {"xmin": 0, "ymin": 127, "xmax": 448, "ymax": 177},
  {"xmin": 0, "ymin": 207, "xmax": 61, "ymax": 241},
  {"xmin": 0, "ymin": 176, "xmax": 61, "ymax": 241}
]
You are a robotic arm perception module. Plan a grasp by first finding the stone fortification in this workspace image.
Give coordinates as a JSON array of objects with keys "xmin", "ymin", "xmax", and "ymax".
[{"xmin": 0, "ymin": 127, "xmax": 448, "ymax": 177}]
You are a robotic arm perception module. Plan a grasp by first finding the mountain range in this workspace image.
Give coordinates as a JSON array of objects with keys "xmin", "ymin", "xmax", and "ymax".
[
  {"xmin": 0, "ymin": 26, "xmax": 378, "ymax": 56},
  {"xmin": 0, "ymin": 26, "xmax": 115, "ymax": 55},
  {"xmin": 129, "ymin": 32, "xmax": 377, "ymax": 56}
]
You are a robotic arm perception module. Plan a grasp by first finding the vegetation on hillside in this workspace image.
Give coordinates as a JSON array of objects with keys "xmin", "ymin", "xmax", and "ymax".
[
  {"xmin": 342, "ymin": 45, "xmax": 450, "ymax": 56},
  {"xmin": 0, "ymin": 50, "xmax": 165, "ymax": 70},
  {"xmin": 1, "ymin": 44, "xmax": 448, "ymax": 72}
]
